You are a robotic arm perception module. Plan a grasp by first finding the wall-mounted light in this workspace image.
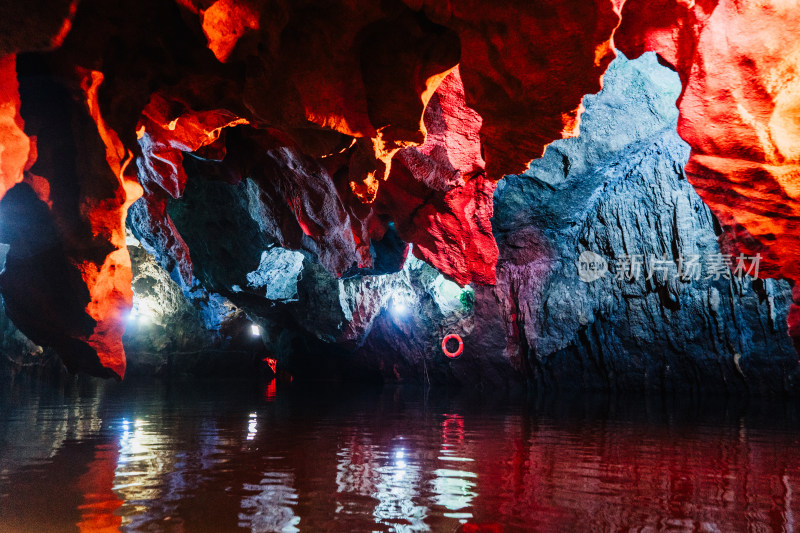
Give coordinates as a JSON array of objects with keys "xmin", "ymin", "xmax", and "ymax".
[
  {"xmin": 250, "ymin": 323, "xmax": 261, "ymax": 336},
  {"xmin": 392, "ymin": 300, "xmax": 408, "ymax": 315},
  {"xmin": 127, "ymin": 309, "xmax": 152, "ymax": 326}
]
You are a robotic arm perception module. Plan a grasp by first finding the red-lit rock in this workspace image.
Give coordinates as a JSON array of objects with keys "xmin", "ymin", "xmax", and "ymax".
[
  {"xmin": 0, "ymin": 55, "xmax": 29, "ymax": 196},
  {"xmin": 0, "ymin": 0, "xmax": 77, "ymax": 56},
  {"xmin": 137, "ymin": 93, "xmax": 249, "ymax": 199},
  {"xmin": 0, "ymin": 55, "xmax": 141, "ymax": 379},
  {"xmin": 132, "ymin": 93, "xmax": 251, "ymax": 291},
  {"xmin": 78, "ymin": 69, "xmax": 144, "ymax": 380},
  {"xmin": 617, "ymin": 0, "xmax": 800, "ymax": 350},
  {"xmin": 244, "ymin": 131, "xmax": 363, "ymax": 276},
  {"xmin": 201, "ymin": 0, "xmax": 261, "ymax": 63},
  {"xmin": 198, "ymin": 0, "xmax": 462, "ymax": 202},
  {"xmin": 377, "ymin": 68, "xmax": 497, "ymax": 285},
  {"xmin": 129, "ymin": 190, "xmax": 197, "ymax": 289},
  {"xmin": 409, "ymin": 0, "xmax": 623, "ymax": 178},
  {"xmin": 2, "ymin": 0, "xmax": 800, "ymax": 379}
]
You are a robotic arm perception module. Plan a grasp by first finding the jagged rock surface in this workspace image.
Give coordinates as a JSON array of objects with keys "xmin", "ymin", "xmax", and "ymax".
[
  {"xmin": 489, "ymin": 53, "xmax": 798, "ymax": 393},
  {"xmin": 126, "ymin": 53, "xmax": 800, "ymax": 392},
  {"xmin": 0, "ymin": 0, "xmax": 799, "ymax": 384},
  {"xmin": 616, "ymin": 0, "xmax": 800, "ymax": 351}
]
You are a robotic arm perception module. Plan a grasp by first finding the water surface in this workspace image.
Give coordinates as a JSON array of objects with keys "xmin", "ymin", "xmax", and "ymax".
[{"xmin": 1, "ymin": 376, "xmax": 799, "ymax": 532}]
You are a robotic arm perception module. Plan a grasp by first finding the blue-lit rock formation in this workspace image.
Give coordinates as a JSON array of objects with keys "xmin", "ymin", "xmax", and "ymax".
[
  {"xmin": 2, "ymin": 52, "xmax": 797, "ymax": 394},
  {"xmin": 488, "ymin": 53, "xmax": 797, "ymax": 394}
]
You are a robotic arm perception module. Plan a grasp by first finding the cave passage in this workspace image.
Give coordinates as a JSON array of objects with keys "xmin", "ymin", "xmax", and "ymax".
[{"xmin": 1, "ymin": 0, "xmax": 800, "ymax": 531}]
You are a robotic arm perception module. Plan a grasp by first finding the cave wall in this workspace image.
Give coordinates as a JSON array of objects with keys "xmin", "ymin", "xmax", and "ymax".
[
  {"xmin": 335, "ymin": 52, "xmax": 797, "ymax": 393},
  {"xmin": 492, "ymin": 53, "xmax": 797, "ymax": 394},
  {"xmin": 616, "ymin": 0, "xmax": 800, "ymax": 353},
  {"xmin": 0, "ymin": 0, "xmax": 798, "ymax": 387},
  {"xmin": 0, "ymin": 51, "xmax": 778, "ymax": 393}
]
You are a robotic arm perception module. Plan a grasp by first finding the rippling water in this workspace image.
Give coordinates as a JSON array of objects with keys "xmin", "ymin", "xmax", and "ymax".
[{"xmin": 1, "ymin": 376, "xmax": 800, "ymax": 532}]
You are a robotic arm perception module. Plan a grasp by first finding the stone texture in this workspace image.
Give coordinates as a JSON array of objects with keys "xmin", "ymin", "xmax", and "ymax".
[
  {"xmin": 0, "ymin": 232, "xmax": 255, "ymax": 378},
  {"xmin": 497, "ymin": 52, "xmax": 798, "ymax": 393},
  {"xmin": 246, "ymin": 248, "xmax": 305, "ymax": 302},
  {"xmin": 616, "ymin": 0, "xmax": 800, "ymax": 351},
  {"xmin": 119, "ymin": 52, "xmax": 800, "ymax": 392},
  {"xmin": 0, "ymin": 0, "xmax": 799, "ymax": 384},
  {"xmin": 375, "ymin": 68, "xmax": 498, "ymax": 286},
  {"xmin": 0, "ymin": 0, "xmax": 607, "ymax": 376},
  {"xmin": 277, "ymin": 52, "xmax": 796, "ymax": 392},
  {"xmin": 489, "ymin": 52, "xmax": 798, "ymax": 393}
]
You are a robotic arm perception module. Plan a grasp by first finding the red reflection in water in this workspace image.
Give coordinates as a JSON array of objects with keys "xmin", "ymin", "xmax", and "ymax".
[
  {"xmin": 3, "ymin": 382, "xmax": 800, "ymax": 533},
  {"xmin": 442, "ymin": 413, "xmax": 465, "ymax": 446},
  {"xmin": 265, "ymin": 379, "xmax": 277, "ymax": 402},
  {"xmin": 463, "ymin": 419, "xmax": 800, "ymax": 532},
  {"xmin": 75, "ymin": 443, "xmax": 123, "ymax": 532}
]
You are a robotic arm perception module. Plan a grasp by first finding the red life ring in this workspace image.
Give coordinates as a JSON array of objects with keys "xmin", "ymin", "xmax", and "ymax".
[{"xmin": 442, "ymin": 334, "xmax": 464, "ymax": 359}]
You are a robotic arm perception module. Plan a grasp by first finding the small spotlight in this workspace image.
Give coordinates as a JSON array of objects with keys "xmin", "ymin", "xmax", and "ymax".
[
  {"xmin": 392, "ymin": 300, "xmax": 407, "ymax": 315},
  {"xmin": 250, "ymin": 323, "xmax": 261, "ymax": 336},
  {"xmin": 128, "ymin": 309, "xmax": 151, "ymax": 326}
]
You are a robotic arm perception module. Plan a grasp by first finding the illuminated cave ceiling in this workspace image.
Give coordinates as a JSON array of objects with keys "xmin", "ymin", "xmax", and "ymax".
[{"xmin": 0, "ymin": 0, "xmax": 798, "ymax": 379}]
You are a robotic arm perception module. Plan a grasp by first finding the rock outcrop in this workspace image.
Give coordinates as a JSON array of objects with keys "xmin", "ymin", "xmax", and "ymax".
[
  {"xmin": 313, "ymin": 51, "xmax": 797, "ymax": 393},
  {"xmin": 38, "ymin": 52, "xmax": 787, "ymax": 393},
  {"xmin": 616, "ymin": 0, "xmax": 800, "ymax": 352},
  {"xmin": 0, "ymin": 0, "xmax": 798, "ymax": 386},
  {"xmin": 491, "ymin": 53, "xmax": 797, "ymax": 394}
]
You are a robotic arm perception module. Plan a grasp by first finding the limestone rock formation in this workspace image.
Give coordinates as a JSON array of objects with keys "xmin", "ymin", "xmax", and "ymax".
[
  {"xmin": 617, "ymin": 0, "xmax": 800, "ymax": 352},
  {"xmin": 114, "ymin": 53, "xmax": 796, "ymax": 392},
  {"xmin": 0, "ymin": 0, "xmax": 798, "ymax": 385},
  {"xmin": 325, "ymin": 52, "xmax": 797, "ymax": 392},
  {"xmin": 492, "ymin": 53, "xmax": 797, "ymax": 393}
]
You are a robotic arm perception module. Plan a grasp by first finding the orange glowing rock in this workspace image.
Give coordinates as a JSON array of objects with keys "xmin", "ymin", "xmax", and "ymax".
[
  {"xmin": 617, "ymin": 0, "xmax": 800, "ymax": 345},
  {"xmin": 0, "ymin": 54, "xmax": 30, "ymax": 196},
  {"xmin": 202, "ymin": 0, "xmax": 261, "ymax": 63},
  {"xmin": 0, "ymin": 54, "xmax": 142, "ymax": 380},
  {"xmin": 410, "ymin": 0, "xmax": 623, "ymax": 178},
  {"xmin": 137, "ymin": 92, "xmax": 248, "ymax": 199},
  {"xmin": 75, "ymin": 69, "xmax": 143, "ymax": 379},
  {"xmin": 378, "ymin": 68, "xmax": 498, "ymax": 285},
  {"xmin": 3, "ymin": 0, "xmax": 800, "ymax": 378}
]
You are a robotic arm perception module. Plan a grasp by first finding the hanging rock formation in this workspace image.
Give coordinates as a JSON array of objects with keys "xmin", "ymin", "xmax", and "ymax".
[
  {"xmin": 616, "ymin": 0, "xmax": 800, "ymax": 350},
  {"xmin": 0, "ymin": 0, "xmax": 798, "ymax": 383},
  {"xmin": 490, "ymin": 52, "xmax": 797, "ymax": 394}
]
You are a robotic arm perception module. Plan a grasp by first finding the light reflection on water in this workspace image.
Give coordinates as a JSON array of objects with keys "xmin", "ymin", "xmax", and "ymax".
[{"xmin": 1, "ymin": 376, "xmax": 800, "ymax": 532}]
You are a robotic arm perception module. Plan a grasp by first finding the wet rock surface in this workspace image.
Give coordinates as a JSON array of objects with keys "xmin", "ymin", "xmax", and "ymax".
[
  {"xmin": 304, "ymin": 51, "xmax": 796, "ymax": 393},
  {"xmin": 1, "ymin": 43, "xmax": 798, "ymax": 392},
  {"xmin": 1, "ymin": 1, "xmax": 799, "ymax": 379},
  {"xmin": 10, "ymin": 51, "xmax": 796, "ymax": 393},
  {"xmin": 490, "ymin": 53, "xmax": 798, "ymax": 394}
]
